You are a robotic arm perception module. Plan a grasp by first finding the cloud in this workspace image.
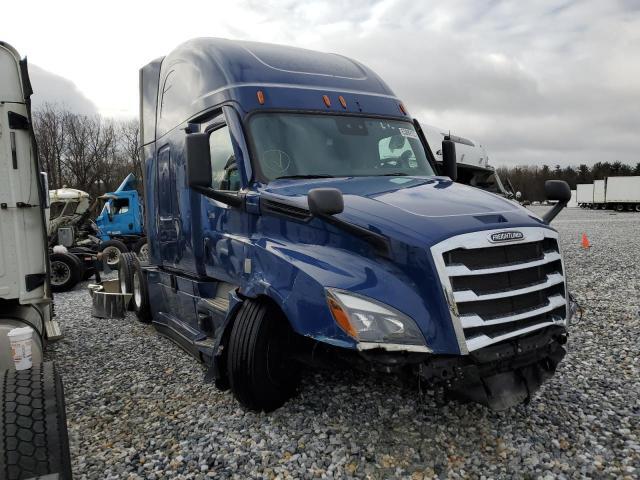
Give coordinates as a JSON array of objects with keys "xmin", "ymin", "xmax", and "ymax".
[
  {"xmin": 228, "ymin": 0, "xmax": 640, "ymax": 167},
  {"xmin": 28, "ymin": 64, "xmax": 98, "ymax": 115},
  {"xmin": 5, "ymin": 0, "xmax": 637, "ymax": 167}
]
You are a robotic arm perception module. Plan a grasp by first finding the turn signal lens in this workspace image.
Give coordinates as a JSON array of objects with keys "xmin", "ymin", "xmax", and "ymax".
[
  {"xmin": 328, "ymin": 296, "xmax": 358, "ymax": 338},
  {"xmin": 322, "ymin": 95, "xmax": 331, "ymax": 107},
  {"xmin": 257, "ymin": 90, "xmax": 265, "ymax": 105},
  {"xmin": 338, "ymin": 96, "xmax": 347, "ymax": 108},
  {"xmin": 399, "ymin": 102, "xmax": 407, "ymax": 114}
]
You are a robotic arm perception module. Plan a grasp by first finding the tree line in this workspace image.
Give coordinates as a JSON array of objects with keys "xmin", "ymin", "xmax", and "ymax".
[
  {"xmin": 33, "ymin": 104, "xmax": 142, "ymax": 195},
  {"xmin": 497, "ymin": 162, "xmax": 640, "ymax": 201}
]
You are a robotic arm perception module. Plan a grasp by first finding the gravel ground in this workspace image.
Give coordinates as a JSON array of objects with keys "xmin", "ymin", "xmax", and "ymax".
[{"xmin": 46, "ymin": 207, "xmax": 639, "ymax": 479}]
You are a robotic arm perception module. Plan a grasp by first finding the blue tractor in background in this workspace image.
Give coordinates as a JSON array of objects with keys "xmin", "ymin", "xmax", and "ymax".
[
  {"xmin": 48, "ymin": 174, "xmax": 148, "ymax": 291},
  {"xmin": 94, "ymin": 174, "xmax": 148, "ymax": 266}
]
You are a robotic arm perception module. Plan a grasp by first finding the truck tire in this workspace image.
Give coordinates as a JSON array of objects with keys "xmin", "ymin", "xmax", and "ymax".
[
  {"xmin": 133, "ymin": 237, "xmax": 149, "ymax": 262},
  {"xmin": 99, "ymin": 239, "xmax": 128, "ymax": 268},
  {"xmin": 226, "ymin": 300, "xmax": 300, "ymax": 412},
  {"xmin": 49, "ymin": 252, "xmax": 83, "ymax": 292},
  {"xmin": 0, "ymin": 362, "xmax": 72, "ymax": 480},
  {"xmin": 132, "ymin": 260, "xmax": 152, "ymax": 323},
  {"xmin": 118, "ymin": 253, "xmax": 138, "ymax": 310},
  {"xmin": 118, "ymin": 252, "xmax": 137, "ymax": 293}
]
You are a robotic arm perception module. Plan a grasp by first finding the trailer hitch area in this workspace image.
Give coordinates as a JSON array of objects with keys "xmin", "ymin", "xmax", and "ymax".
[{"xmin": 418, "ymin": 328, "xmax": 567, "ymax": 410}]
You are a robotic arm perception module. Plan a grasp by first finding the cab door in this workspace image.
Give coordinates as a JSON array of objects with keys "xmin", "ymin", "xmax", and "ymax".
[{"xmin": 156, "ymin": 145, "xmax": 179, "ymax": 267}]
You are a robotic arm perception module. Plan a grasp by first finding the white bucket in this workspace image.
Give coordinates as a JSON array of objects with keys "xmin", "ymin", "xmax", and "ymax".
[{"xmin": 7, "ymin": 326, "xmax": 34, "ymax": 370}]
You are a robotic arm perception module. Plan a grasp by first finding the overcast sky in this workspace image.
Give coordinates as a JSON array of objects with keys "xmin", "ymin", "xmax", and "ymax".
[{"xmin": 4, "ymin": 0, "xmax": 639, "ymax": 167}]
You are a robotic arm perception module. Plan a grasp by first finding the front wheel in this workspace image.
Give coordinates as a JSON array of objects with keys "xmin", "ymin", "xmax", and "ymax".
[
  {"xmin": 49, "ymin": 252, "xmax": 83, "ymax": 292},
  {"xmin": 99, "ymin": 239, "xmax": 128, "ymax": 268},
  {"xmin": 133, "ymin": 237, "xmax": 149, "ymax": 262},
  {"xmin": 226, "ymin": 300, "xmax": 300, "ymax": 412}
]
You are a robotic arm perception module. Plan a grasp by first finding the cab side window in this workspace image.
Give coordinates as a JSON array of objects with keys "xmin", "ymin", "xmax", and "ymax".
[{"xmin": 209, "ymin": 125, "xmax": 240, "ymax": 191}]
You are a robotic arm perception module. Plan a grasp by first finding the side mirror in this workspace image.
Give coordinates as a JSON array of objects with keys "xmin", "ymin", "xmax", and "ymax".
[
  {"xmin": 542, "ymin": 180, "xmax": 571, "ymax": 224},
  {"xmin": 186, "ymin": 133, "xmax": 212, "ymax": 189},
  {"xmin": 442, "ymin": 137, "xmax": 457, "ymax": 181},
  {"xmin": 308, "ymin": 188, "xmax": 344, "ymax": 216},
  {"xmin": 545, "ymin": 180, "xmax": 571, "ymax": 202}
]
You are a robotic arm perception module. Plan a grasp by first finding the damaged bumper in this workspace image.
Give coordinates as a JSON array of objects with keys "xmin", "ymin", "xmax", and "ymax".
[{"xmin": 417, "ymin": 326, "xmax": 567, "ymax": 410}]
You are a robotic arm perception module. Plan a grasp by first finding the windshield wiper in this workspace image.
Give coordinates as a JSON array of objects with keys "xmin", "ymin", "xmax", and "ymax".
[
  {"xmin": 378, "ymin": 172, "xmax": 409, "ymax": 176},
  {"xmin": 275, "ymin": 174, "xmax": 335, "ymax": 180}
]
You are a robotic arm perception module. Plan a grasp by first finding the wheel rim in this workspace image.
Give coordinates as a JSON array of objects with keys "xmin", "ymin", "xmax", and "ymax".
[
  {"xmin": 103, "ymin": 246, "xmax": 121, "ymax": 266},
  {"xmin": 133, "ymin": 271, "xmax": 142, "ymax": 308},
  {"xmin": 138, "ymin": 243, "xmax": 149, "ymax": 262},
  {"xmin": 50, "ymin": 260, "xmax": 71, "ymax": 285}
]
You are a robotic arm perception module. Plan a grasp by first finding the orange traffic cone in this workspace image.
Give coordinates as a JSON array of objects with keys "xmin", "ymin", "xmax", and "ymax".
[{"xmin": 581, "ymin": 233, "xmax": 590, "ymax": 249}]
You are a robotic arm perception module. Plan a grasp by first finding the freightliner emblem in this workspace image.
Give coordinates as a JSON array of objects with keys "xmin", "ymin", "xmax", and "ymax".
[{"xmin": 489, "ymin": 231, "xmax": 525, "ymax": 243}]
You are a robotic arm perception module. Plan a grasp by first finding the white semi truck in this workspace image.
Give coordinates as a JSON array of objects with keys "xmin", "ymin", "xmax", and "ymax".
[
  {"xmin": 593, "ymin": 180, "xmax": 606, "ymax": 209},
  {"xmin": 605, "ymin": 176, "xmax": 640, "ymax": 211},
  {"xmin": 0, "ymin": 41, "xmax": 71, "ymax": 480},
  {"xmin": 577, "ymin": 177, "xmax": 640, "ymax": 211},
  {"xmin": 576, "ymin": 183, "xmax": 594, "ymax": 208},
  {"xmin": 421, "ymin": 123, "xmax": 520, "ymax": 200}
]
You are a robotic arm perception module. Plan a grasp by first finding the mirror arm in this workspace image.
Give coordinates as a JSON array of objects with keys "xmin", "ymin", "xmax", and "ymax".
[
  {"xmin": 192, "ymin": 186, "xmax": 244, "ymax": 208},
  {"xmin": 318, "ymin": 213, "xmax": 391, "ymax": 258},
  {"xmin": 542, "ymin": 200, "xmax": 568, "ymax": 224}
]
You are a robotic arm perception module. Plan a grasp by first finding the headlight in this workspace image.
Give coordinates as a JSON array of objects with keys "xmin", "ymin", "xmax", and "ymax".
[{"xmin": 326, "ymin": 289, "xmax": 428, "ymax": 350}]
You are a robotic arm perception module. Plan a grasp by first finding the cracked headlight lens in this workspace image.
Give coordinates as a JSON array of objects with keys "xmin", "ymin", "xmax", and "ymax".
[{"xmin": 326, "ymin": 289, "xmax": 426, "ymax": 346}]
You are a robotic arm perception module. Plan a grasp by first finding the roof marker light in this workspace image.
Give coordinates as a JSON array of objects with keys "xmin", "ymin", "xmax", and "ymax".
[
  {"xmin": 257, "ymin": 90, "xmax": 265, "ymax": 105},
  {"xmin": 399, "ymin": 103, "xmax": 407, "ymax": 115},
  {"xmin": 338, "ymin": 96, "xmax": 347, "ymax": 109},
  {"xmin": 322, "ymin": 95, "xmax": 331, "ymax": 107}
]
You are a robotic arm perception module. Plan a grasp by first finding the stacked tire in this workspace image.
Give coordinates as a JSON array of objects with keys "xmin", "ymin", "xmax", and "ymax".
[{"xmin": 0, "ymin": 362, "xmax": 72, "ymax": 480}]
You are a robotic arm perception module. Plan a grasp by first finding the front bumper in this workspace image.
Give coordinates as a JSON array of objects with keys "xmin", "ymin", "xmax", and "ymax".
[{"xmin": 416, "ymin": 326, "xmax": 567, "ymax": 410}]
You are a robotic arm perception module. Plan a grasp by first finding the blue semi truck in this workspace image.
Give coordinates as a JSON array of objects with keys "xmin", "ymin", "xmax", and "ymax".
[{"xmin": 124, "ymin": 38, "xmax": 572, "ymax": 411}]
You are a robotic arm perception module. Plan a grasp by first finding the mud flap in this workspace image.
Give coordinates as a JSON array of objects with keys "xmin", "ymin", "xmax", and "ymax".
[{"xmin": 446, "ymin": 345, "xmax": 566, "ymax": 410}]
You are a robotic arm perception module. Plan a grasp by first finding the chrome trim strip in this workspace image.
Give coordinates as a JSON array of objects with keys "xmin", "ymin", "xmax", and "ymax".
[
  {"xmin": 445, "ymin": 251, "xmax": 562, "ymax": 277},
  {"xmin": 459, "ymin": 294, "xmax": 567, "ymax": 328},
  {"xmin": 465, "ymin": 319, "xmax": 567, "ymax": 351},
  {"xmin": 356, "ymin": 342, "xmax": 432, "ymax": 353},
  {"xmin": 454, "ymin": 273, "xmax": 564, "ymax": 303}
]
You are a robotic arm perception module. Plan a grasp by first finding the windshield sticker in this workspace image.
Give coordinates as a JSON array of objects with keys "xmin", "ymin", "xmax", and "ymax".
[{"xmin": 399, "ymin": 128, "xmax": 419, "ymax": 139}]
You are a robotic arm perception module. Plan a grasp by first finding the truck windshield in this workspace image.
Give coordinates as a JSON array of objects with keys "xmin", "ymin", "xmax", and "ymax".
[{"xmin": 249, "ymin": 113, "xmax": 435, "ymax": 181}]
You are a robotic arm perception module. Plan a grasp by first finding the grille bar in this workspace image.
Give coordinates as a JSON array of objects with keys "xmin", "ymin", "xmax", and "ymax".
[
  {"xmin": 431, "ymin": 227, "xmax": 568, "ymax": 353},
  {"xmin": 459, "ymin": 294, "xmax": 566, "ymax": 328},
  {"xmin": 465, "ymin": 319, "xmax": 564, "ymax": 352},
  {"xmin": 454, "ymin": 272, "xmax": 564, "ymax": 303},
  {"xmin": 445, "ymin": 251, "xmax": 562, "ymax": 277}
]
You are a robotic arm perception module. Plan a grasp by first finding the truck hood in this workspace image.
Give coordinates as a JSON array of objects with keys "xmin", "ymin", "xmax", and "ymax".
[{"xmin": 260, "ymin": 176, "xmax": 546, "ymax": 247}]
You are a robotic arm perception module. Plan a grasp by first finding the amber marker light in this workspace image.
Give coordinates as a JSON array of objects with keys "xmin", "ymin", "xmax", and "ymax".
[
  {"xmin": 399, "ymin": 102, "xmax": 407, "ymax": 114},
  {"xmin": 327, "ymin": 296, "xmax": 358, "ymax": 339},
  {"xmin": 338, "ymin": 96, "xmax": 347, "ymax": 109},
  {"xmin": 257, "ymin": 90, "xmax": 265, "ymax": 105},
  {"xmin": 322, "ymin": 95, "xmax": 331, "ymax": 107}
]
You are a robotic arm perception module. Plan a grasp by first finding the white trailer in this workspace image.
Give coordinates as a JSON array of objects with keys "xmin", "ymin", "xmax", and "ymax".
[
  {"xmin": 605, "ymin": 176, "xmax": 640, "ymax": 212},
  {"xmin": 567, "ymin": 190, "xmax": 578, "ymax": 208},
  {"xmin": 576, "ymin": 183, "xmax": 594, "ymax": 208},
  {"xmin": 593, "ymin": 180, "xmax": 606, "ymax": 209}
]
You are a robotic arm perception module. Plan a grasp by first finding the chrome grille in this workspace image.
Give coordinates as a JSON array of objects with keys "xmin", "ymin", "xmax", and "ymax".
[{"xmin": 431, "ymin": 227, "xmax": 568, "ymax": 353}]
